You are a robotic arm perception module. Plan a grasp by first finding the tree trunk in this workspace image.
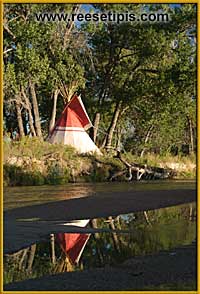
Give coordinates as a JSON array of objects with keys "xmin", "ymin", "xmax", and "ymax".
[
  {"xmin": 91, "ymin": 112, "xmax": 100, "ymax": 143},
  {"xmin": 27, "ymin": 244, "xmax": 36, "ymax": 272},
  {"xmin": 15, "ymin": 99, "xmax": 25, "ymax": 138},
  {"xmin": 140, "ymin": 125, "xmax": 154, "ymax": 157},
  {"xmin": 19, "ymin": 248, "xmax": 29, "ymax": 270},
  {"xmin": 91, "ymin": 219, "xmax": 100, "ymax": 239},
  {"xmin": 90, "ymin": 219, "xmax": 104, "ymax": 264},
  {"xmin": 105, "ymin": 101, "xmax": 122, "ymax": 149},
  {"xmin": 100, "ymin": 135, "xmax": 107, "ymax": 149},
  {"xmin": 50, "ymin": 234, "xmax": 56, "ymax": 265},
  {"xmin": 49, "ymin": 89, "xmax": 59, "ymax": 134},
  {"xmin": 144, "ymin": 211, "xmax": 152, "ymax": 225},
  {"xmin": 21, "ymin": 87, "xmax": 36, "ymax": 136},
  {"xmin": 189, "ymin": 203, "xmax": 193, "ymax": 220},
  {"xmin": 116, "ymin": 128, "xmax": 122, "ymax": 151},
  {"xmin": 188, "ymin": 117, "xmax": 194, "ymax": 154},
  {"xmin": 29, "ymin": 80, "xmax": 43, "ymax": 138},
  {"xmin": 108, "ymin": 216, "xmax": 121, "ymax": 253}
]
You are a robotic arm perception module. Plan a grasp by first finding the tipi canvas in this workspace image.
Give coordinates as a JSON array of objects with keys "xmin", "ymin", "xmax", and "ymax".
[
  {"xmin": 56, "ymin": 219, "xmax": 90, "ymax": 264},
  {"xmin": 48, "ymin": 95, "xmax": 101, "ymax": 154}
]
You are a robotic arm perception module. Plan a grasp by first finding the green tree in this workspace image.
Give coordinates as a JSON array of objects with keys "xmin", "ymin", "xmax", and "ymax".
[
  {"xmin": 84, "ymin": 4, "xmax": 196, "ymax": 154},
  {"xmin": 3, "ymin": 4, "xmax": 85, "ymax": 138}
]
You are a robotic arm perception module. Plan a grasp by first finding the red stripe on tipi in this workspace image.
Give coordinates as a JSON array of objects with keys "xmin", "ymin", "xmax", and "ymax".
[{"xmin": 56, "ymin": 95, "xmax": 91, "ymax": 129}]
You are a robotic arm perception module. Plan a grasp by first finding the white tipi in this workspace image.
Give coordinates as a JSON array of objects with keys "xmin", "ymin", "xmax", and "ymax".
[{"xmin": 48, "ymin": 95, "xmax": 101, "ymax": 154}]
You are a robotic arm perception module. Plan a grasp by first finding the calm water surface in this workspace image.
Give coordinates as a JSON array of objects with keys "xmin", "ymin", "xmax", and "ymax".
[
  {"xmin": 4, "ymin": 180, "xmax": 196, "ymax": 285},
  {"xmin": 4, "ymin": 180, "xmax": 196, "ymax": 211}
]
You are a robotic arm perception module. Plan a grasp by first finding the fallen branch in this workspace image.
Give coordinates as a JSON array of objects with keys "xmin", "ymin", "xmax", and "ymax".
[{"xmin": 109, "ymin": 151, "xmax": 175, "ymax": 181}]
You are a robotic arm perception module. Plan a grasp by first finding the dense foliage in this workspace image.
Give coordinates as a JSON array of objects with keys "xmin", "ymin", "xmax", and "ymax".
[{"xmin": 3, "ymin": 4, "xmax": 197, "ymax": 156}]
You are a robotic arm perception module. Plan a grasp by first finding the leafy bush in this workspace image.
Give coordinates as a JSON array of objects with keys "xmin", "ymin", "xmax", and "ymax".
[
  {"xmin": 4, "ymin": 164, "xmax": 45, "ymax": 186},
  {"xmin": 46, "ymin": 162, "xmax": 71, "ymax": 185}
]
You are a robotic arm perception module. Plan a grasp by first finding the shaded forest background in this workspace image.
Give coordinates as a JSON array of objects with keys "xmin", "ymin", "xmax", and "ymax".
[{"xmin": 3, "ymin": 3, "xmax": 197, "ymax": 156}]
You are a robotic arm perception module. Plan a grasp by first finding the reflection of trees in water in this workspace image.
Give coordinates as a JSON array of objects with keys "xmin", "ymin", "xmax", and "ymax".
[
  {"xmin": 4, "ymin": 237, "xmax": 67, "ymax": 284},
  {"xmin": 4, "ymin": 244, "xmax": 39, "ymax": 283},
  {"xmin": 82, "ymin": 203, "xmax": 196, "ymax": 268},
  {"xmin": 4, "ymin": 203, "xmax": 196, "ymax": 284}
]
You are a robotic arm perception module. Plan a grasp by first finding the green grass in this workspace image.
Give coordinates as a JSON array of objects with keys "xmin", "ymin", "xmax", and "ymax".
[{"xmin": 3, "ymin": 138, "xmax": 196, "ymax": 186}]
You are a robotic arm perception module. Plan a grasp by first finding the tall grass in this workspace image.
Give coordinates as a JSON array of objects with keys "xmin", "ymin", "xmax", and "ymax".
[{"xmin": 3, "ymin": 138, "xmax": 196, "ymax": 186}]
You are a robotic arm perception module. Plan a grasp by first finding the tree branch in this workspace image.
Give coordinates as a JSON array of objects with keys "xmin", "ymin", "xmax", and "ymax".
[{"xmin": 3, "ymin": 24, "xmax": 16, "ymax": 39}]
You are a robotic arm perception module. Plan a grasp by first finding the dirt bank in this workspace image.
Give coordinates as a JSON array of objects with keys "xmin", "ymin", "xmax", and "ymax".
[{"xmin": 4, "ymin": 139, "xmax": 196, "ymax": 186}]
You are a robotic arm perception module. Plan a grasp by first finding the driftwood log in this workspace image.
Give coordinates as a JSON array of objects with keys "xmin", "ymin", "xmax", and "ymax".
[{"xmin": 109, "ymin": 151, "xmax": 175, "ymax": 182}]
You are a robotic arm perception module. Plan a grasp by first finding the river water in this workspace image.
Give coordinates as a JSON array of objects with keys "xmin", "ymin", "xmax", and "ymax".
[
  {"xmin": 4, "ymin": 179, "xmax": 196, "ymax": 210},
  {"xmin": 4, "ymin": 180, "xmax": 196, "ymax": 286}
]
